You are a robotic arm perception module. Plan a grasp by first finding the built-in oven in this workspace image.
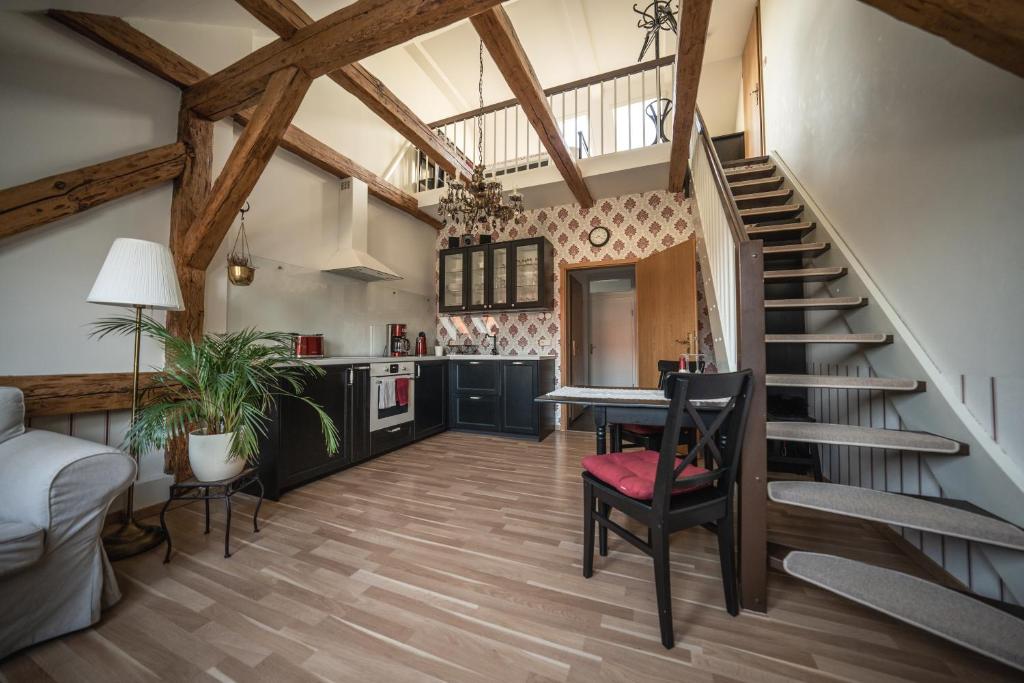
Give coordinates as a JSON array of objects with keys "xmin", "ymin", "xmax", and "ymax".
[{"xmin": 370, "ymin": 362, "xmax": 415, "ymax": 432}]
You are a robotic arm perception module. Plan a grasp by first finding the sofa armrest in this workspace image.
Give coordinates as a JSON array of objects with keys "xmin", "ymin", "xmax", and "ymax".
[
  {"xmin": 0, "ymin": 388, "xmax": 25, "ymax": 445},
  {"xmin": 0, "ymin": 430, "xmax": 135, "ymax": 549}
]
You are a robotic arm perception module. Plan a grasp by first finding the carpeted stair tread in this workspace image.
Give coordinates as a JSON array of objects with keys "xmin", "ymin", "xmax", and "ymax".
[
  {"xmin": 724, "ymin": 163, "xmax": 775, "ymax": 181},
  {"xmin": 769, "ymin": 482, "xmax": 1024, "ymax": 550},
  {"xmin": 733, "ymin": 189, "xmax": 793, "ymax": 205},
  {"xmin": 729, "ymin": 176, "xmax": 783, "ymax": 194},
  {"xmin": 766, "ymin": 333, "xmax": 892, "ymax": 344},
  {"xmin": 783, "ymin": 552, "xmax": 1024, "ymax": 671},
  {"xmin": 767, "ymin": 421, "xmax": 964, "ymax": 454},
  {"xmin": 764, "ymin": 266, "xmax": 845, "ymax": 282},
  {"xmin": 739, "ymin": 203, "xmax": 804, "ymax": 223},
  {"xmin": 722, "ymin": 155, "xmax": 769, "ymax": 169},
  {"xmin": 746, "ymin": 221, "xmax": 816, "ymax": 239},
  {"xmin": 763, "ymin": 242, "xmax": 831, "ymax": 258},
  {"xmin": 766, "ymin": 374, "xmax": 922, "ymax": 391},
  {"xmin": 764, "ymin": 296, "xmax": 866, "ymax": 310}
]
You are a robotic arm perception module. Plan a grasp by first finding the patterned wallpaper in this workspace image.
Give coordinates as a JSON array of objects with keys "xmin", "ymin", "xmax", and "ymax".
[{"xmin": 434, "ymin": 190, "xmax": 716, "ymax": 384}]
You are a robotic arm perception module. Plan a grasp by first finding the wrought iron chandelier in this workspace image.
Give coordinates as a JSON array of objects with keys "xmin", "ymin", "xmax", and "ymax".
[{"xmin": 437, "ymin": 40, "xmax": 526, "ymax": 233}]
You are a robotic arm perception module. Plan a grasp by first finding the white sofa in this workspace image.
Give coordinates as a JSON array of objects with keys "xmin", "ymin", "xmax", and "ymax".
[{"xmin": 0, "ymin": 387, "xmax": 135, "ymax": 659}]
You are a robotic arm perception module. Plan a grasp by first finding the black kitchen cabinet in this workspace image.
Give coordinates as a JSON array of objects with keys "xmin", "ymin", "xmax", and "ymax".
[
  {"xmin": 415, "ymin": 361, "xmax": 447, "ymax": 439},
  {"xmin": 449, "ymin": 358, "xmax": 555, "ymax": 440},
  {"xmin": 452, "ymin": 359, "xmax": 500, "ymax": 394},
  {"xmin": 257, "ymin": 364, "xmax": 349, "ymax": 499},
  {"xmin": 452, "ymin": 393, "xmax": 501, "ymax": 431},
  {"xmin": 438, "ymin": 237, "xmax": 553, "ymax": 313},
  {"xmin": 501, "ymin": 360, "xmax": 539, "ymax": 435},
  {"xmin": 347, "ymin": 365, "xmax": 371, "ymax": 464},
  {"xmin": 509, "ymin": 238, "xmax": 554, "ymax": 310}
]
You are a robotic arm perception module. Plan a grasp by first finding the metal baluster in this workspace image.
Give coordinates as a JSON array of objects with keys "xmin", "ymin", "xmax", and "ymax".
[
  {"xmin": 613, "ymin": 77, "xmax": 618, "ymax": 153},
  {"xmin": 641, "ymin": 68, "xmax": 647, "ymax": 147},
  {"xmin": 515, "ymin": 104, "xmax": 519, "ymax": 172},
  {"xmin": 600, "ymin": 80, "xmax": 605, "ymax": 156}
]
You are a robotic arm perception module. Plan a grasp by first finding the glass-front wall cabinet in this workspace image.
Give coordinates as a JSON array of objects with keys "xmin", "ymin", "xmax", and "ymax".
[
  {"xmin": 469, "ymin": 246, "xmax": 487, "ymax": 308},
  {"xmin": 440, "ymin": 251, "xmax": 465, "ymax": 312},
  {"xmin": 438, "ymin": 238, "xmax": 553, "ymax": 314},
  {"xmin": 490, "ymin": 245, "xmax": 509, "ymax": 308}
]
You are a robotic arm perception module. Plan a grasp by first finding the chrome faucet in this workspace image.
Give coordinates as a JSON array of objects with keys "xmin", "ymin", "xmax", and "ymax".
[{"xmin": 485, "ymin": 333, "xmax": 498, "ymax": 355}]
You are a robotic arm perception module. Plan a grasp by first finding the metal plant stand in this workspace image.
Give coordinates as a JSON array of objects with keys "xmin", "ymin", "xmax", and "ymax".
[{"xmin": 159, "ymin": 467, "xmax": 264, "ymax": 562}]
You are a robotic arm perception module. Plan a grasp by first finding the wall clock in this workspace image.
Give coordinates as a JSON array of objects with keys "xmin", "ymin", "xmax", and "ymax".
[{"xmin": 588, "ymin": 225, "xmax": 611, "ymax": 247}]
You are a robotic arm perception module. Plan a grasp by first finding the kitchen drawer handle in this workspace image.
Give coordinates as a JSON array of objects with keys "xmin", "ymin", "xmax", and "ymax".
[
  {"xmin": 469, "ymin": 361, "xmax": 481, "ymax": 365},
  {"xmin": 468, "ymin": 396, "xmax": 482, "ymax": 400},
  {"xmin": 387, "ymin": 426, "xmax": 402, "ymax": 433},
  {"xmin": 511, "ymin": 361, "xmax": 525, "ymax": 365}
]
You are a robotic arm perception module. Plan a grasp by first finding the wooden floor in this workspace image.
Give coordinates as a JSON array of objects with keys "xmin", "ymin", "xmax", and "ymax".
[{"xmin": 2, "ymin": 430, "xmax": 1017, "ymax": 682}]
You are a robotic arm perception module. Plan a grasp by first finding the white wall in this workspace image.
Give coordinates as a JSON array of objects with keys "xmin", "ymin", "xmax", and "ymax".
[
  {"xmin": 760, "ymin": 0, "xmax": 1024, "ymax": 467},
  {"xmin": 697, "ymin": 57, "xmax": 742, "ymax": 137},
  {"xmin": 0, "ymin": 10, "xmax": 438, "ymax": 507}
]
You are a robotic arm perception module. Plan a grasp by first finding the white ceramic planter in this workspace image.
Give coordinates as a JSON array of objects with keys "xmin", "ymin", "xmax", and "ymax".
[{"xmin": 188, "ymin": 430, "xmax": 245, "ymax": 482}]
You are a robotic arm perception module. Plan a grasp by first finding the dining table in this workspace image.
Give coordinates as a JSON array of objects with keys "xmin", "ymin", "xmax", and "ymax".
[{"xmin": 535, "ymin": 386, "xmax": 729, "ymax": 453}]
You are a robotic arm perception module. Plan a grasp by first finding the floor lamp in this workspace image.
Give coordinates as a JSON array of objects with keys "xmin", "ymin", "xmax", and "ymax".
[{"xmin": 88, "ymin": 238, "xmax": 184, "ymax": 560}]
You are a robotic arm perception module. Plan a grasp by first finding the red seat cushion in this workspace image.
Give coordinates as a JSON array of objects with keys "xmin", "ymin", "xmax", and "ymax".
[
  {"xmin": 620, "ymin": 423, "xmax": 663, "ymax": 436},
  {"xmin": 582, "ymin": 450, "xmax": 711, "ymax": 500}
]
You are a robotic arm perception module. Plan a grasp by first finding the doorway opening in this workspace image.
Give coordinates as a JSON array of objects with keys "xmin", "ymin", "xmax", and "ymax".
[{"xmin": 563, "ymin": 263, "xmax": 638, "ymax": 432}]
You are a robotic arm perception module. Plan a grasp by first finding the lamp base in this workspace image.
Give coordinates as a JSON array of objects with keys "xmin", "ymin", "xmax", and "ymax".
[{"xmin": 103, "ymin": 519, "xmax": 166, "ymax": 561}]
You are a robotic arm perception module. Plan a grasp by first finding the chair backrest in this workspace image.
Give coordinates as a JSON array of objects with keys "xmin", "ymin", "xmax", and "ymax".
[
  {"xmin": 651, "ymin": 371, "xmax": 754, "ymax": 511},
  {"xmin": 656, "ymin": 360, "xmax": 679, "ymax": 389}
]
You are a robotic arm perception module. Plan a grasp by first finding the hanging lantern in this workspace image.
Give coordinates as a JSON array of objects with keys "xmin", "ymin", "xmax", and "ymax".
[{"xmin": 227, "ymin": 202, "xmax": 255, "ymax": 286}]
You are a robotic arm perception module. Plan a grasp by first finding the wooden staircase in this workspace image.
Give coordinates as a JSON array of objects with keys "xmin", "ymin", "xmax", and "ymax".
[{"xmin": 724, "ymin": 155, "xmax": 1024, "ymax": 671}]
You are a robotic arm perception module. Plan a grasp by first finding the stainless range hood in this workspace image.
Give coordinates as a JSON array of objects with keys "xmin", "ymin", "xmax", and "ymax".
[{"xmin": 321, "ymin": 178, "xmax": 401, "ymax": 282}]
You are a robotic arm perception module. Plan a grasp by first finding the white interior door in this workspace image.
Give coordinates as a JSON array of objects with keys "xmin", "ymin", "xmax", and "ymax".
[{"xmin": 589, "ymin": 291, "xmax": 636, "ymax": 387}]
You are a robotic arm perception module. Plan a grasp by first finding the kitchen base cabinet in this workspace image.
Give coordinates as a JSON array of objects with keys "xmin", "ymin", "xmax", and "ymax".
[
  {"xmin": 257, "ymin": 365, "xmax": 350, "ymax": 500},
  {"xmin": 452, "ymin": 393, "xmax": 501, "ymax": 431},
  {"xmin": 348, "ymin": 365, "xmax": 371, "ymax": 464},
  {"xmin": 449, "ymin": 358, "xmax": 554, "ymax": 440},
  {"xmin": 414, "ymin": 360, "xmax": 447, "ymax": 439}
]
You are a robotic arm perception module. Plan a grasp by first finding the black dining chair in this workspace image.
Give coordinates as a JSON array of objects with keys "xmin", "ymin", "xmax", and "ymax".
[
  {"xmin": 618, "ymin": 360, "xmax": 681, "ymax": 450},
  {"xmin": 581, "ymin": 370, "xmax": 754, "ymax": 649}
]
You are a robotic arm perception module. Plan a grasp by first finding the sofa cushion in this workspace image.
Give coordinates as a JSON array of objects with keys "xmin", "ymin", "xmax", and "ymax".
[
  {"xmin": 0, "ymin": 519, "xmax": 44, "ymax": 578},
  {"xmin": 0, "ymin": 388, "xmax": 25, "ymax": 445},
  {"xmin": 582, "ymin": 450, "xmax": 711, "ymax": 500}
]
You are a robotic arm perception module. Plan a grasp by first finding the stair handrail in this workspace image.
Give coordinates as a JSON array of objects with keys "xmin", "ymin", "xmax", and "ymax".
[{"xmin": 689, "ymin": 106, "xmax": 768, "ymax": 612}]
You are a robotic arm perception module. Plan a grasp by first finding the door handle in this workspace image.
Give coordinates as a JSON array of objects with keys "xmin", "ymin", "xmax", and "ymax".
[{"xmin": 571, "ymin": 340, "xmax": 577, "ymax": 357}]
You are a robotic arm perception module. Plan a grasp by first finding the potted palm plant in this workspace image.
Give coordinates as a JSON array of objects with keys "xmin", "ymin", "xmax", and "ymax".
[{"xmin": 91, "ymin": 315, "xmax": 339, "ymax": 481}]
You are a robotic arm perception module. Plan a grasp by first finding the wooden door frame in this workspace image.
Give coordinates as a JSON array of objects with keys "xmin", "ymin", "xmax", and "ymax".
[
  {"xmin": 558, "ymin": 258, "xmax": 638, "ymax": 430},
  {"xmin": 747, "ymin": 4, "xmax": 766, "ymax": 156}
]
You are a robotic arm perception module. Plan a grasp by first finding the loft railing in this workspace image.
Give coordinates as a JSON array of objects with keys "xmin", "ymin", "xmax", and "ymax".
[
  {"xmin": 689, "ymin": 106, "xmax": 768, "ymax": 611},
  {"xmin": 391, "ymin": 56, "xmax": 676, "ymax": 193}
]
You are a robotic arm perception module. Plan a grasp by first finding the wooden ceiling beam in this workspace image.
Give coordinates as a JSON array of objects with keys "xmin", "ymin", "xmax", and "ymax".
[
  {"xmin": 46, "ymin": 9, "xmax": 438, "ymax": 228},
  {"xmin": 0, "ymin": 142, "xmax": 186, "ymax": 240},
  {"xmin": 182, "ymin": 66, "xmax": 312, "ymax": 270},
  {"xmin": 668, "ymin": 0, "xmax": 712, "ymax": 193},
  {"xmin": 235, "ymin": 0, "xmax": 473, "ymax": 180},
  {"xmin": 858, "ymin": 0, "xmax": 1024, "ymax": 79},
  {"xmin": 183, "ymin": 0, "xmax": 506, "ymax": 121},
  {"xmin": 470, "ymin": 6, "xmax": 594, "ymax": 208}
]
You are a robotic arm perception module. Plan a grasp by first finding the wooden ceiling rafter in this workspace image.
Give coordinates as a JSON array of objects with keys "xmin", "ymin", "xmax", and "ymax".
[
  {"xmin": 182, "ymin": 66, "xmax": 312, "ymax": 270},
  {"xmin": 235, "ymin": 0, "xmax": 474, "ymax": 180},
  {"xmin": 858, "ymin": 0, "xmax": 1024, "ymax": 79},
  {"xmin": 667, "ymin": 0, "xmax": 713, "ymax": 193},
  {"xmin": 182, "ymin": 0, "xmax": 507, "ymax": 121},
  {"xmin": 470, "ymin": 6, "xmax": 594, "ymax": 208},
  {"xmin": 45, "ymin": 10, "xmax": 440, "ymax": 229},
  {"xmin": 0, "ymin": 142, "xmax": 187, "ymax": 240}
]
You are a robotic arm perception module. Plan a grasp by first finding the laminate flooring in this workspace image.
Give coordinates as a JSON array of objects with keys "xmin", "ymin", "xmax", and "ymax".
[{"xmin": 1, "ymin": 430, "xmax": 1017, "ymax": 682}]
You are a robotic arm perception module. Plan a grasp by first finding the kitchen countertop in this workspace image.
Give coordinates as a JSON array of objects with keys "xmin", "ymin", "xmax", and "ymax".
[{"xmin": 300, "ymin": 354, "xmax": 555, "ymax": 365}]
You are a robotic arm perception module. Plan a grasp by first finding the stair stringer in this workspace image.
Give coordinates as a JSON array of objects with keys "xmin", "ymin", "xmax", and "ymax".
[{"xmin": 771, "ymin": 152, "xmax": 1024, "ymax": 600}]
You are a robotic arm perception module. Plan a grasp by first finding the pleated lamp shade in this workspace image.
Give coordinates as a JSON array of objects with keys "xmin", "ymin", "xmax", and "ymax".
[{"xmin": 87, "ymin": 238, "xmax": 184, "ymax": 310}]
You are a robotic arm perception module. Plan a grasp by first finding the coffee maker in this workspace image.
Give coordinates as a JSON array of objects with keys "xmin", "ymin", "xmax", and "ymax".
[{"xmin": 386, "ymin": 323, "xmax": 410, "ymax": 356}]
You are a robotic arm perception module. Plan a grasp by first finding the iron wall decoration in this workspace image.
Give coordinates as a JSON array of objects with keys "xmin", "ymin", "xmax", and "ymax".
[
  {"xmin": 227, "ymin": 202, "xmax": 255, "ymax": 286},
  {"xmin": 634, "ymin": 0, "xmax": 678, "ymax": 145},
  {"xmin": 437, "ymin": 40, "xmax": 526, "ymax": 235}
]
